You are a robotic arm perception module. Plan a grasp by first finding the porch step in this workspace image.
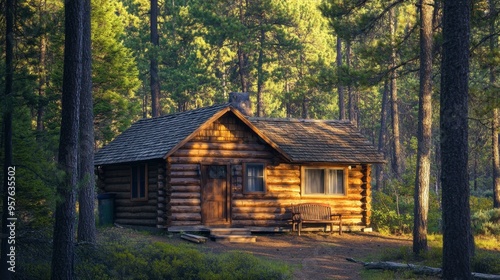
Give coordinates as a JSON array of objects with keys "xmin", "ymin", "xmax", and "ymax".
[
  {"xmin": 210, "ymin": 234, "xmax": 257, "ymax": 243},
  {"xmin": 209, "ymin": 228, "xmax": 256, "ymax": 243},
  {"xmin": 209, "ymin": 228, "xmax": 251, "ymax": 236}
]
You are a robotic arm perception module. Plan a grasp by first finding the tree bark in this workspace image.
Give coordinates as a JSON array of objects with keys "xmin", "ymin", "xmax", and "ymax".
[
  {"xmin": 52, "ymin": 0, "xmax": 83, "ymax": 277},
  {"xmin": 150, "ymin": 0, "xmax": 161, "ymax": 117},
  {"xmin": 1, "ymin": 0, "xmax": 14, "ymax": 277},
  {"xmin": 493, "ymin": 108, "xmax": 500, "ymax": 208},
  {"xmin": 413, "ymin": 0, "xmax": 434, "ymax": 256},
  {"xmin": 346, "ymin": 41, "xmax": 358, "ymax": 127},
  {"xmin": 77, "ymin": 0, "xmax": 96, "ymax": 244},
  {"xmin": 489, "ymin": 0, "xmax": 500, "ymax": 209},
  {"xmin": 238, "ymin": 0, "xmax": 249, "ymax": 93},
  {"xmin": 37, "ymin": 33, "xmax": 47, "ymax": 136},
  {"xmin": 389, "ymin": 7, "xmax": 403, "ymax": 178},
  {"xmin": 257, "ymin": 21, "xmax": 265, "ymax": 117},
  {"xmin": 440, "ymin": 0, "xmax": 473, "ymax": 278},
  {"xmin": 376, "ymin": 79, "xmax": 389, "ymax": 191},
  {"xmin": 337, "ymin": 37, "xmax": 345, "ymax": 120}
]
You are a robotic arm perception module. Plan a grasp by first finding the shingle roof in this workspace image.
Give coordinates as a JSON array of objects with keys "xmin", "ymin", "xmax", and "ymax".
[
  {"xmin": 248, "ymin": 118, "xmax": 385, "ymax": 164},
  {"xmin": 94, "ymin": 103, "xmax": 230, "ymax": 165},
  {"xmin": 95, "ymin": 104, "xmax": 385, "ymax": 165}
]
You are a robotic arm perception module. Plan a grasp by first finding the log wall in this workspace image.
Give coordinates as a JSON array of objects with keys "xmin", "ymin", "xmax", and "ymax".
[
  {"xmin": 165, "ymin": 112, "xmax": 373, "ymax": 229},
  {"xmin": 101, "ymin": 161, "xmax": 164, "ymax": 227}
]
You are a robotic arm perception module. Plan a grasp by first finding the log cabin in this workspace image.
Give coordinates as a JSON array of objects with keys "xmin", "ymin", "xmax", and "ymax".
[{"xmin": 94, "ymin": 103, "xmax": 385, "ymax": 231}]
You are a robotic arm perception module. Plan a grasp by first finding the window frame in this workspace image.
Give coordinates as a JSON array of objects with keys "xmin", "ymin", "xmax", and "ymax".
[
  {"xmin": 301, "ymin": 166, "xmax": 348, "ymax": 197},
  {"xmin": 243, "ymin": 163, "xmax": 267, "ymax": 194},
  {"xmin": 130, "ymin": 163, "xmax": 148, "ymax": 201}
]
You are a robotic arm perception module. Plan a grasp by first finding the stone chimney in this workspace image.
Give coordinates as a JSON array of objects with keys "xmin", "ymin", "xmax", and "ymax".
[{"xmin": 228, "ymin": 92, "xmax": 253, "ymax": 117}]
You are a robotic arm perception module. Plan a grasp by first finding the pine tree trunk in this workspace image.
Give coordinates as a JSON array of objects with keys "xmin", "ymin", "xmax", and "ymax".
[
  {"xmin": 346, "ymin": 41, "xmax": 358, "ymax": 126},
  {"xmin": 150, "ymin": 0, "xmax": 161, "ymax": 117},
  {"xmin": 337, "ymin": 37, "xmax": 345, "ymax": 120},
  {"xmin": 238, "ymin": 0, "xmax": 248, "ymax": 93},
  {"xmin": 257, "ymin": 23, "xmax": 265, "ymax": 117},
  {"xmin": 493, "ymin": 109, "xmax": 500, "ymax": 208},
  {"xmin": 51, "ymin": 0, "xmax": 83, "ymax": 277},
  {"xmin": 389, "ymin": 7, "xmax": 403, "ymax": 178},
  {"xmin": 489, "ymin": 0, "xmax": 500, "ymax": 209},
  {"xmin": 1, "ymin": 0, "xmax": 14, "ymax": 277},
  {"xmin": 77, "ymin": 0, "xmax": 96, "ymax": 244},
  {"xmin": 440, "ymin": 0, "xmax": 473, "ymax": 278},
  {"xmin": 413, "ymin": 0, "xmax": 433, "ymax": 255},
  {"xmin": 376, "ymin": 80, "xmax": 389, "ymax": 191},
  {"xmin": 37, "ymin": 33, "xmax": 47, "ymax": 136}
]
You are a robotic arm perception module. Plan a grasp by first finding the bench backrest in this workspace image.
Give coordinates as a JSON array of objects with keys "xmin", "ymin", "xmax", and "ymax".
[{"xmin": 292, "ymin": 203, "xmax": 332, "ymax": 220}]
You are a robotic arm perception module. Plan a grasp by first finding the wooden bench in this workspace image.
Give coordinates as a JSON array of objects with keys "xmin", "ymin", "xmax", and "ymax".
[{"xmin": 291, "ymin": 203, "xmax": 342, "ymax": 236}]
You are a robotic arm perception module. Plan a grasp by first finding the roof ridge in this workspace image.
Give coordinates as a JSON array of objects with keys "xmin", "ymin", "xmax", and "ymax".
[
  {"xmin": 136, "ymin": 103, "xmax": 230, "ymax": 122},
  {"xmin": 249, "ymin": 117, "xmax": 353, "ymax": 124}
]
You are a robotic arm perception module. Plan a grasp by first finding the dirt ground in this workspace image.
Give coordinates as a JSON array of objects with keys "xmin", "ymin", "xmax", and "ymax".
[{"xmin": 176, "ymin": 231, "xmax": 414, "ymax": 280}]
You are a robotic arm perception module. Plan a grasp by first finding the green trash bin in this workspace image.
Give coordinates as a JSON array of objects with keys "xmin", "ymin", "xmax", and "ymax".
[{"xmin": 97, "ymin": 193, "xmax": 116, "ymax": 225}]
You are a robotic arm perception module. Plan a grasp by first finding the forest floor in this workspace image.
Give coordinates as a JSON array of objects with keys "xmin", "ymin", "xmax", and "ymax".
[{"xmin": 150, "ymin": 230, "xmax": 422, "ymax": 280}]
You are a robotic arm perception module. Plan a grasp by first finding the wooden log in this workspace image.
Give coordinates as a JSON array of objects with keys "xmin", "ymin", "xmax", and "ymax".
[
  {"xmin": 266, "ymin": 176, "xmax": 300, "ymax": 185},
  {"xmin": 170, "ymin": 164, "xmax": 199, "ymax": 171},
  {"xmin": 169, "ymin": 221, "xmax": 202, "ymax": 226},
  {"xmin": 103, "ymin": 171, "xmax": 130, "ymax": 179},
  {"xmin": 349, "ymin": 178, "xmax": 365, "ymax": 185},
  {"xmin": 232, "ymin": 213, "xmax": 288, "ymax": 220},
  {"xmin": 266, "ymin": 169, "xmax": 300, "ymax": 177},
  {"xmin": 105, "ymin": 184, "xmax": 130, "ymax": 192},
  {"xmin": 349, "ymin": 170, "xmax": 365, "ymax": 179},
  {"xmin": 232, "ymin": 193, "xmax": 301, "ymax": 199},
  {"xmin": 170, "ymin": 198, "xmax": 200, "ymax": 206},
  {"xmin": 231, "ymin": 198, "xmax": 363, "ymax": 208},
  {"xmin": 181, "ymin": 233, "xmax": 207, "ymax": 244},
  {"xmin": 170, "ymin": 178, "xmax": 200, "ymax": 186},
  {"xmin": 267, "ymin": 164, "xmax": 300, "ymax": 170},
  {"xmin": 114, "ymin": 199, "xmax": 157, "ymax": 207},
  {"xmin": 170, "ymin": 192, "xmax": 201, "ymax": 199},
  {"xmin": 171, "ymin": 213, "xmax": 201, "ymax": 221},
  {"xmin": 171, "ymin": 205, "xmax": 201, "ymax": 213},
  {"xmin": 105, "ymin": 176, "xmax": 130, "ymax": 184},
  {"xmin": 173, "ymin": 149, "xmax": 272, "ymax": 159},
  {"xmin": 171, "ymin": 185, "xmax": 200, "ymax": 192},
  {"xmin": 232, "ymin": 207, "xmax": 288, "ymax": 214},
  {"xmin": 115, "ymin": 206, "xmax": 157, "ymax": 213},
  {"xmin": 115, "ymin": 219, "xmax": 157, "ymax": 226},
  {"xmin": 115, "ymin": 212, "xmax": 157, "ymax": 219},
  {"xmin": 169, "ymin": 156, "xmax": 273, "ymax": 165},
  {"xmin": 266, "ymin": 185, "xmax": 300, "ymax": 193},
  {"xmin": 171, "ymin": 171, "xmax": 198, "ymax": 177},
  {"xmin": 231, "ymin": 220, "xmax": 284, "ymax": 227},
  {"xmin": 147, "ymin": 177, "xmax": 158, "ymax": 184},
  {"xmin": 182, "ymin": 142, "xmax": 268, "ymax": 151},
  {"xmin": 110, "ymin": 192, "xmax": 131, "ymax": 199}
]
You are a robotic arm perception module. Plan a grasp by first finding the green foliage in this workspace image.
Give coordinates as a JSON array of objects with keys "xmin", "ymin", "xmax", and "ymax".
[
  {"xmin": 470, "ymin": 196, "xmax": 494, "ymax": 214},
  {"xmin": 368, "ymin": 235, "xmax": 500, "ymax": 276},
  {"xmin": 17, "ymin": 228, "xmax": 292, "ymax": 279},
  {"xmin": 471, "ymin": 209, "xmax": 500, "ymax": 235}
]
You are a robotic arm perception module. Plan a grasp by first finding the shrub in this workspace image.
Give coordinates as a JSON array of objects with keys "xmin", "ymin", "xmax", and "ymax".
[
  {"xmin": 371, "ymin": 191, "xmax": 413, "ymax": 234},
  {"xmin": 471, "ymin": 209, "xmax": 500, "ymax": 236}
]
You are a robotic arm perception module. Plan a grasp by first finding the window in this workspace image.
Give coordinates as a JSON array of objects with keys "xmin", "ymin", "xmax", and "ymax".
[
  {"xmin": 302, "ymin": 167, "xmax": 347, "ymax": 196},
  {"xmin": 244, "ymin": 163, "xmax": 265, "ymax": 193},
  {"xmin": 131, "ymin": 164, "xmax": 148, "ymax": 200}
]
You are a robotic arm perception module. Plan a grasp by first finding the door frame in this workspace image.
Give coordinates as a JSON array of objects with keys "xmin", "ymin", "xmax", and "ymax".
[{"xmin": 200, "ymin": 164, "xmax": 231, "ymax": 225}]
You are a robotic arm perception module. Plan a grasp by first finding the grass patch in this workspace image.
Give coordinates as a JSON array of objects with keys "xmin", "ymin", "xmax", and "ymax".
[
  {"xmin": 363, "ymin": 234, "xmax": 500, "ymax": 278},
  {"xmin": 17, "ymin": 227, "xmax": 293, "ymax": 280}
]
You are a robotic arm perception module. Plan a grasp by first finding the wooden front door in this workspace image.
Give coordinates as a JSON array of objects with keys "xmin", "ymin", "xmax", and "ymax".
[{"xmin": 201, "ymin": 165, "xmax": 229, "ymax": 225}]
